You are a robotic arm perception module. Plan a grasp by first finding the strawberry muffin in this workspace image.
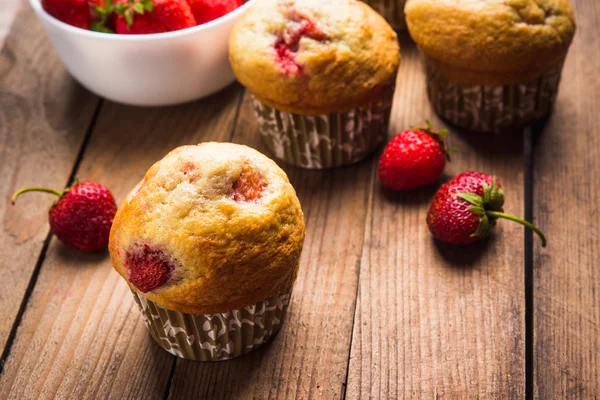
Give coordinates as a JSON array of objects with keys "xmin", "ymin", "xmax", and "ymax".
[
  {"xmin": 109, "ymin": 142, "xmax": 305, "ymax": 361},
  {"xmin": 229, "ymin": 0, "xmax": 400, "ymax": 169},
  {"xmin": 406, "ymin": 0, "xmax": 576, "ymax": 133}
]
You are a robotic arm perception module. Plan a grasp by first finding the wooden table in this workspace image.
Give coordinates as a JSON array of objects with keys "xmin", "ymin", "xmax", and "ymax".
[{"xmin": 0, "ymin": 1, "xmax": 598, "ymax": 399}]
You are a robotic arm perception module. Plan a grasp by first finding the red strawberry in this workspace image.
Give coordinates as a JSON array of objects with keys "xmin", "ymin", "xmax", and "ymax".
[
  {"xmin": 41, "ymin": 0, "xmax": 117, "ymax": 31},
  {"xmin": 42, "ymin": 0, "xmax": 92, "ymax": 29},
  {"xmin": 186, "ymin": 0, "xmax": 241, "ymax": 25},
  {"xmin": 126, "ymin": 244, "xmax": 174, "ymax": 292},
  {"xmin": 115, "ymin": 0, "xmax": 196, "ymax": 34},
  {"xmin": 12, "ymin": 182, "xmax": 117, "ymax": 252},
  {"xmin": 231, "ymin": 162, "xmax": 266, "ymax": 202},
  {"xmin": 378, "ymin": 121, "xmax": 453, "ymax": 191},
  {"xmin": 426, "ymin": 172, "xmax": 546, "ymax": 246}
]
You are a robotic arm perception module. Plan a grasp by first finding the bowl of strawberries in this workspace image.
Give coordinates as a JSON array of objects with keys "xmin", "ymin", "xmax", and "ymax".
[{"xmin": 29, "ymin": 0, "xmax": 251, "ymax": 106}]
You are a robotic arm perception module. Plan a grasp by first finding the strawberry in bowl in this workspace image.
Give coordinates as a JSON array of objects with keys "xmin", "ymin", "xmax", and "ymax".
[
  {"xmin": 30, "ymin": 0, "xmax": 251, "ymax": 105},
  {"xmin": 40, "ymin": 0, "xmax": 242, "ymax": 32}
]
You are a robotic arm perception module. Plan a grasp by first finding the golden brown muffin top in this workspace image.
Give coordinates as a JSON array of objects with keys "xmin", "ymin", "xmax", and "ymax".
[
  {"xmin": 229, "ymin": 0, "xmax": 400, "ymax": 114},
  {"xmin": 109, "ymin": 143, "xmax": 305, "ymax": 314},
  {"xmin": 406, "ymin": 0, "xmax": 576, "ymax": 84}
]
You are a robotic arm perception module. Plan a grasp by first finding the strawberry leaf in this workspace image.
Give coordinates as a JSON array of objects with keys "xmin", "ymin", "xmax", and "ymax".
[
  {"xmin": 94, "ymin": 6, "xmax": 108, "ymax": 16},
  {"xmin": 455, "ymin": 193, "xmax": 483, "ymax": 207},
  {"xmin": 132, "ymin": 2, "xmax": 145, "ymax": 14},
  {"xmin": 468, "ymin": 205, "xmax": 486, "ymax": 216},
  {"xmin": 125, "ymin": 10, "xmax": 134, "ymax": 28},
  {"xmin": 482, "ymin": 182, "xmax": 490, "ymax": 203},
  {"xmin": 91, "ymin": 21, "xmax": 114, "ymax": 33},
  {"xmin": 486, "ymin": 178, "xmax": 505, "ymax": 210},
  {"xmin": 142, "ymin": 0, "xmax": 154, "ymax": 12},
  {"xmin": 471, "ymin": 213, "xmax": 492, "ymax": 239}
]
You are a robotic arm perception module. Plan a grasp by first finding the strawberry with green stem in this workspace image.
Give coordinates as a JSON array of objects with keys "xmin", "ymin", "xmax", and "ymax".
[
  {"xmin": 114, "ymin": 0, "xmax": 196, "ymax": 34},
  {"xmin": 427, "ymin": 172, "xmax": 546, "ymax": 247},
  {"xmin": 12, "ymin": 181, "xmax": 117, "ymax": 252},
  {"xmin": 41, "ymin": 0, "xmax": 112, "ymax": 32}
]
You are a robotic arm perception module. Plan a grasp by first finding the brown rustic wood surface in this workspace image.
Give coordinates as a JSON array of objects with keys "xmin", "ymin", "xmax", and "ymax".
[
  {"xmin": 346, "ymin": 35, "xmax": 526, "ymax": 399},
  {"xmin": 0, "ymin": 0, "xmax": 598, "ymax": 399},
  {"xmin": 533, "ymin": 0, "xmax": 600, "ymax": 398},
  {"xmin": 0, "ymin": 3, "xmax": 100, "ymax": 355},
  {"xmin": 0, "ymin": 0, "xmax": 20, "ymax": 48}
]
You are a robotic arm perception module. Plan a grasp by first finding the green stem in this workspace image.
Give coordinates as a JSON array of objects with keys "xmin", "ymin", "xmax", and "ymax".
[
  {"xmin": 487, "ymin": 211, "xmax": 547, "ymax": 248},
  {"xmin": 11, "ymin": 187, "xmax": 63, "ymax": 204}
]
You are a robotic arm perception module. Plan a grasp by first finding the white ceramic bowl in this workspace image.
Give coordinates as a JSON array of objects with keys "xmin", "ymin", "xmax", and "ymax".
[{"xmin": 29, "ymin": 0, "xmax": 252, "ymax": 106}]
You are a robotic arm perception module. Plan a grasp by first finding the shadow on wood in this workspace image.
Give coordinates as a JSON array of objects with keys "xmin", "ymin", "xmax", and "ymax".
[{"xmin": 432, "ymin": 234, "xmax": 497, "ymax": 268}]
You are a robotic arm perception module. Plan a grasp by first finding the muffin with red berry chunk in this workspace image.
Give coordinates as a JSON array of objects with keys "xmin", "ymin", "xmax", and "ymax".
[
  {"xmin": 109, "ymin": 142, "xmax": 305, "ymax": 361},
  {"xmin": 229, "ymin": 0, "xmax": 400, "ymax": 169}
]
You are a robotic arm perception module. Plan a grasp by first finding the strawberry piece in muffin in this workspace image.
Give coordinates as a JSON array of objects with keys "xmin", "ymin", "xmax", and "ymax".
[
  {"xmin": 273, "ymin": 8, "xmax": 329, "ymax": 76},
  {"xmin": 126, "ymin": 244, "xmax": 175, "ymax": 292},
  {"xmin": 232, "ymin": 162, "xmax": 267, "ymax": 202}
]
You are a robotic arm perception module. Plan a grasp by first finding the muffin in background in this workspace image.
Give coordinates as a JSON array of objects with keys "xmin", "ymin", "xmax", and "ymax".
[
  {"xmin": 109, "ymin": 142, "xmax": 305, "ymax": 361},
  {"xmin": 364, "ymin": 0, "xmax": 407, "ymax": 30},
  {"xmin": 229, "ymin": 0, "xmax": 400, "ymax": 169},
  {"xmin": 406, "ymin": 0, "xmax": 576, "ymax": 133}
]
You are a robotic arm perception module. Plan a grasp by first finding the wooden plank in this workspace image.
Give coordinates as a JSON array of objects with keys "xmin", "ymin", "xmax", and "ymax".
[
  {"xmin": 346, "ymin": 34, "xmax": 526, "ymax": 398},
  {"xmin": 0, "ymin": 0, "xmax": 20, "ymax": 48},
  {"xmin": 0, "ymin": 4, "xmax": 100, "ymax": 353},
  {"xmin": 167, "ymin": 93, "xmax": 373, "ymax": 398},
  {"xmin": 0, "ymin": 85, "xmax": 243, "ymax": 400},
  {"xmin": 533, "ymin": 0, "xmax": 600, "ymax": 398}
]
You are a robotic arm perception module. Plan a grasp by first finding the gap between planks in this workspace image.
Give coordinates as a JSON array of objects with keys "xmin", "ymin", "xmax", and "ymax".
[
  {"xmin": 524, "ymin": 126, "xmax": 534, "ymax": 400},
  {"xmin": 0, "ymin": 100, "xmax": 105, "ymax": 373}
]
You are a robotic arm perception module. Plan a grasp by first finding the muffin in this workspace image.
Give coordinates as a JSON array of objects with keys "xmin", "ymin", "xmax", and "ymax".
[
  {"xmin": 109, "ymin": 142, "xmax": 305, "ymax": 361},
  {"xmin": 364, "ymin": 0, "xmax": 407, "ymax": 30},
  {"xmin": 229, "ymin": 0, "xmax": 400, "ymax": 169},
  {"xmin": 406, "ymin": 0, "xmax": 576, "ymax": 133}
]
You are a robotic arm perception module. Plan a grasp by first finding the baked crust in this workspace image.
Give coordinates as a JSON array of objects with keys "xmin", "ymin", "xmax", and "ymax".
[
  {"xmin": 406, "ymin": 0, "xmax": 576, "ymax": 85},
  {"xmin": 109, "ymin": 143, "xmax": 305, "ymax": 314},
  {"xmin": 229, "ymin": 0, "xmax": 400, "ymax": 114}
]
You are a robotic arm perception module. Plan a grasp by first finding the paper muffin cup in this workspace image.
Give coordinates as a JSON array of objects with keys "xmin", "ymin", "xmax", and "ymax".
[
  {"xmin": 363, "ymin": 0, "xmax": 406, "ymax": 30},
  {"xmin": 252, "ymin": 95, "xmax": 393, "ymax": 169},
  {"xmin": 425, "ymin": 60, "xmax": 565, "ymax": 133},
  {"xmin": 132, "ymin": 289, "xmax": 292, "ymax": 361}
]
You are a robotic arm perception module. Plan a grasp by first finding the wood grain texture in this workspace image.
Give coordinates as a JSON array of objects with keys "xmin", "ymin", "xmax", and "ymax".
[
  {"xmin": 167, "ymin": 91, "xmax": 372, "ymax": 400},
  {"xmin": 0, "ymin": 0, "xmax": 20, "ymax": 48},
  {"xmin": 0, "ymin": 4, "xmax": 99, "ymax": 353},
  {"xmin": 0, "ymin": 85, "xmax": 243, "ymax": 400},
  {"xmin": 346, "ymin": 34, "xmax": 526, "ymax": 399},
  {"xmin": 533, "ymin": 0, "xmax": 600, "ymax": 398}
]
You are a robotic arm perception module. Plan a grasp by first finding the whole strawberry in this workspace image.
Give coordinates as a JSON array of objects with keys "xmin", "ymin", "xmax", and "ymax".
[
  {"xmin": 426, "ymin": 172, "xmax": 546, "ymax": 246},
  {"xmin": 115, "ymin": 0, "xmax": 196, "ymax": 34},
  {"xmin": 42, "ymin": 0, "xmax": 93, "ymax": 29},
  {"xmin": 378, "ymin": 121, "xmax": 453, "ymax": 191},
  {"xmin": 186, "ymin": 0, "xmax": 241, "ymax": 25},
  {"xmin": 12, "ymin": 182, "xmax": 117, "ymax": 252},
  {"xmin": 41, "ymin": 0, "xmax": 110, "ymax": 30}
]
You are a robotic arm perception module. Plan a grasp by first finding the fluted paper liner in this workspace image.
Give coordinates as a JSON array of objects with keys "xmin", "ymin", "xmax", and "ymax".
[
  {"xmin": 425, "ymin": 60, "xmax": 565, "ymax": 133},
  {"xmin": 252, "ymin": 97, "xmax": 392, "ymax": 169},
  {"xmin": 132, "ymin": 289, "xmax": 292, "ymax": 361},
  {"xmin": 364, "ymin": 0, "xmax": 406, "ymax": 30}
]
